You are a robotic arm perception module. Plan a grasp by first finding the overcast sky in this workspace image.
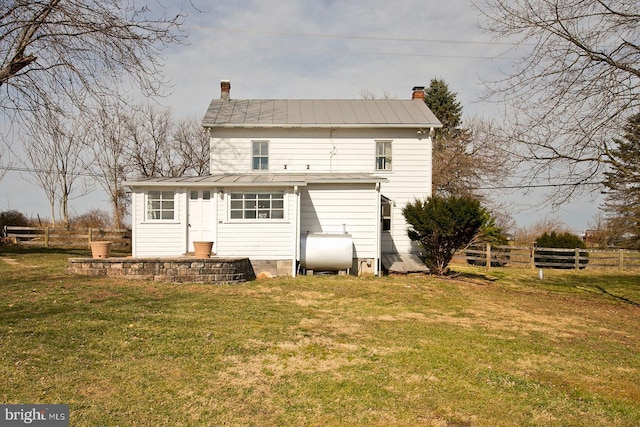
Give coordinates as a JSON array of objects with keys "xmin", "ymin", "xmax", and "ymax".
[{"xmin": 0, "ymin": 0, "xmax": 603, "ymax": 232}]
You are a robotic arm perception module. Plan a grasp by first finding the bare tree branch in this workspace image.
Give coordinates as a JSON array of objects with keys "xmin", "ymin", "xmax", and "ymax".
[
  {"xmin": 21, "ymin": 107, "xmax": 92, "ymax": 226},
  {"xmin": 0, "ymin": 0, "xmax": 189, "ymax": 121},
  {"xmin": 473, "ymin": 0, "xmax": 640, "ymax": 205}
]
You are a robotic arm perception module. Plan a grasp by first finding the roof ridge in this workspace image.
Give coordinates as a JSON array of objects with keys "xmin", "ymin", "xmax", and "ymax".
[{"xmin": 202, "ymin": 98, "xmax": 442, "ymax": 128}]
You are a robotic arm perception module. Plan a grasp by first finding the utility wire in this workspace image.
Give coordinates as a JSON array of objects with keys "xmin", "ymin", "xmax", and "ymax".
[
  {"xmin": 0, "ymin": 165, "xmax": 602, "ymax": 191},
  {"xmin": 209, "ymin": 26, "xmax": 525, "ymax": 47},
  {"xmin": 213, "ymin": 42, "xmax": 507, "ymax": 60},
  {"xmin": 0, "ymin": 165, "xmax": 107, "ymax": 179}
]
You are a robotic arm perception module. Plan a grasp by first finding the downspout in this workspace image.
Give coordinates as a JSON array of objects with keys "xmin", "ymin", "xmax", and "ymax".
[
  {"xmin": 215, "ymin": 187, "xmax": 220, "ymax": 255},
  {"xmin": 182, "ymin": 188, "xmax": 188, "ymax": 254},
  {"xmin": 131, "ymin": 191, "xmax": 137, "ymax": 257},
  {"xmin": 375, "ymin": 182, "xmax": 381, "ymax": 276},
  {"xmin": 293, "ymin": 185, "xmax": 300, "ymax": 277}
]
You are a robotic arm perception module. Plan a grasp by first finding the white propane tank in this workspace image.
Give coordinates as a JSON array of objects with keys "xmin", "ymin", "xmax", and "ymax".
[{"xmin": 300, "ymin": 233, "xmax": 353, "ymax": 272}]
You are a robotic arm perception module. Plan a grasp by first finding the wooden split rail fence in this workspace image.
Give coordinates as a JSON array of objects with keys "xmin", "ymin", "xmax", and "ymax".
[
  {"xmin": 455, "ymin": 244, "xmax": 640, "ymax": 271},
  {"xmin": 2, "ymin": 226, "xmax": 131, "ymax": 250}
]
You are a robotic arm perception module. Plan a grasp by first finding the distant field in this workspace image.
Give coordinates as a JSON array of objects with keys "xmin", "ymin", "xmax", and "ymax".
[{"xmin": 1, "ymin": 246, "xmax": 639, "ymax": 426}]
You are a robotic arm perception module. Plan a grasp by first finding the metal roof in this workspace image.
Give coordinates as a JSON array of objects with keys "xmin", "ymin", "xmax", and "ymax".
[
  {"xmin": 202, "ymin": 99, "xmax": 442, "ymax": 129},
  {"xmin": 124, "ymin": 173, "xmax": 387, "ymax": 188}
]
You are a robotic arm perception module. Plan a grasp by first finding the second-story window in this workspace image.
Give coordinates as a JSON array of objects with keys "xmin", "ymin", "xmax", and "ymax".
[
  {"xmin": 376, "ymin": 140, "xmax": 392, "ymax": 170},
  {"xmin": 252, "ymin": 141, "xmax": 269, "ymax": 170}
]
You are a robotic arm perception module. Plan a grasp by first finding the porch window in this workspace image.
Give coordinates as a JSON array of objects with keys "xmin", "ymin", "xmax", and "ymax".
[
  {"xmin": 190, "ymin": 190, "xmax": 211, "ymax": 200},
  {"xmin": 376, "ymin": 140, "xmax": 392, "ymax": 170},
  {"xmin": 147, "ymin": 191, "xmax": 175, "ymax": 220},
  {"xmin": 252, "ymin": 141, "xmax": 269, "ymax": 170},
  {"xmin": 230, "ymin": 192, "xmax": 284, "ymax": 219},
  {"xmin": 381, "ymin": 197, "xmax": 392, "ymax": 231}
]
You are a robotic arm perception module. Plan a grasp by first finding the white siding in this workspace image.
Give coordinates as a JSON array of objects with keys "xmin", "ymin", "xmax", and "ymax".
[
  {"xmin": 215, "ymin": 187, "xmax": 297, "ymax": 260},
  {"xmin": 210, "ymin": 128, "xmax": 432, "ymax": 255},
  {"xmin": 300, "ymin": 184, "xmax": 378, "ymax": 259},
  {"xmin": 211, "ymin": 129, "xmax": 408, "ymax": 174},
  {"xmin": 378, "ymin": 136, "xmax": 432, "ymax": 254},
  {"xmin": 210, "ymin": 137, "xmax": 252, "ymax": 173},
  {"xmin": 131, "ymin": 188, "xmax": 188, "ymax": 257}
]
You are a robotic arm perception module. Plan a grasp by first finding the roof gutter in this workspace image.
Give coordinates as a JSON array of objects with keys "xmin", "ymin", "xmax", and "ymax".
[
  {"xmin": 201, "ymin": 123, "xmax": 443, "ymax": 130},
  {"xmin": 123, "ymin": 180, "xmax": 309, "ymax": 188}
]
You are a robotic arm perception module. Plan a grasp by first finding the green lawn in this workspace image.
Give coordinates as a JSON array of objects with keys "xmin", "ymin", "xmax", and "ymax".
[{"xmin": 1, "ymin": 246, "xmax": 639, "ymax": 426}]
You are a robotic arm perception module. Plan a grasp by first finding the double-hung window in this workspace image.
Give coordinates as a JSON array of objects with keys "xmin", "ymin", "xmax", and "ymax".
[
  {"xmin": 376, "ymin": 140, "xmax": 392, "ymax": 170},
  {"xmin": 230, "ymin": 192, "xmax": 284, "ymax": 219},
  {"xmin": 147, "ymin": 191, "xmax": 175, "ymax": 220},
  {"xmin": 252, "ymin": 141, "xmax": 269, "ymax": 170}
]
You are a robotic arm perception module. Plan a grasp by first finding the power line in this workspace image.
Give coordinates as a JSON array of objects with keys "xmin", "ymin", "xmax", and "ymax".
[
  {"xmin": 214, "ymin": 42, "xmax": 507, "ymax": 60},
  {"xmin": 209, "ymin": 26, "xmax": 524, "ymax": 47},
  {"xmin": 1, "ymin": 165, "xmax": 603, "ymax": 191},
  {"xmin": 473, "ymin": 182, "xmax": 602, "ymax": 190},
  {"xmin": 0, "ymin": 165, "xmax": 106, "ymax": 179}
]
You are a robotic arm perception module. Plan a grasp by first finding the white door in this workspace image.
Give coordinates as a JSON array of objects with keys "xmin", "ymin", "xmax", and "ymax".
[{"xmin": 188, "ymin": 189, "xmax": 215, "ymax": 252}]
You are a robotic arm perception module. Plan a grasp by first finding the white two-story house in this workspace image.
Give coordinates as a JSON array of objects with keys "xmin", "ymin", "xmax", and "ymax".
[{"xmin": 125, "ymin": 81, "xmax": 441, "ymax": 276}]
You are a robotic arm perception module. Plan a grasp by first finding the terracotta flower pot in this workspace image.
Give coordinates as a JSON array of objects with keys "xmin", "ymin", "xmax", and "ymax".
[
  {"xmin": 91, "ymin": 241, "xmax": 112, "ymax": 259},
  {"xmin": 193, "ymin": 241, "xmax": 214, "ymax": 259}
]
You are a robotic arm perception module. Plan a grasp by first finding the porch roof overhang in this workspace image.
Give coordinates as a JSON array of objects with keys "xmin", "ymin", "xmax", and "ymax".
[{"xmin": 124, "ymin": 173, "xmax": 387, "ymax": 188}]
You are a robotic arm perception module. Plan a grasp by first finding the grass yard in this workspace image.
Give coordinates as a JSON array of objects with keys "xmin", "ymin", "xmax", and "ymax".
[{"xmin": 1, "ymin": 246, "xmax": 639, "ymax": 426}]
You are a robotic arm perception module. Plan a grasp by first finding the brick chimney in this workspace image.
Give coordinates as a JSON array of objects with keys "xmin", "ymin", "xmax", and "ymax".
[
  {"xmin": 220, "ymin": 80, "xmax": 231, "ymax": 101},
  {"xmin": 412, "ymin": 86, "xmax": 425, "ymax": 100}
]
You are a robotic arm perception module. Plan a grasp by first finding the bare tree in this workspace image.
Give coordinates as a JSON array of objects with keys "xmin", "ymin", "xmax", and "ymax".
[
  {"xmin": 432, "ymin": 119, "xmax": 511, "ymax": 200},
  {"xmin": 126, "ymin": 104, "xmax": 209, "ymax": 178},
  {"xmin": 465, "ymin": 117, "xmax": 514, "ymax": 198},
  {"xmin": 22, "ymin": 138, "xmax": 58, "ymax": 225},
  {"xmin": 513, "ymin": 217, "xmax": 572, "ymax": 246},
  {"xmin": 126, "ymin": 104, "xmax": 184, "ymax": 178},
  {"xmin": 473, "ymin": 0, "xmax": 640, "ymax": 204},
  {"xmin": 89, "ymin": 102, "xmax": 132, "ymax": 229},
  {"xmin": 0, "ymin": 145, "xmax": 7, "ymax": 181},
  {"xmin": 423, "ymin": 78, "xmax": 512, "ymax": 200},
  {"xmin": 0, "ymin": 0, "xmax": 188, "ymax": 122},
  {"xmin": 173, "ymin": 117, "xmax": 210, "ymax": 176},
  {"xmin": 89, "ymin": 102, "xmax": 210, "ymax": 225},
  {"xmin": 359, "ymin": 89, "xmax": 395, "ymax": 100},
  {"xmin": 585, "ymin": 212, "xmax": 614, "ymax": 248},
  {"xmin": 22, "ymin": 110, "xmax": 91, "ymax": 227}
]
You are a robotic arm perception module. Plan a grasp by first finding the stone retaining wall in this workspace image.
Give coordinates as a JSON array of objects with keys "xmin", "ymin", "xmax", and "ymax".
[{"xmin": 68, "ymin": 257, "xmax": 256, "ymax": 284}]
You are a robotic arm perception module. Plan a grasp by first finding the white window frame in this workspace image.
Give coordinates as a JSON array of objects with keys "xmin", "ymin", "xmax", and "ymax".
[
  {"xmin": 229, "ymin": 192, "xmax": 285, "ymax": 220},
  {"xmin": 381, "ymin": 198, "xmax": 392, "ymax": 232},
  {"xmin": 376, "ymin": 140, "xmax": 392, "ymax": 171},
  {"xmin": 252, "ymin": 141, "xmax": 269, "ymax": 171},
  {"xmin": 146, "ymin": 190, "xmax": 176, "ymax": 221}
]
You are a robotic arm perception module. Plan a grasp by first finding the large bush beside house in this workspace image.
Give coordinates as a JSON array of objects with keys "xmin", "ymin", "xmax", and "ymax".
[
  {"xmin": 403, "ymin": 195, "xmax": 488, "ymax": 275},
  {"xmin": 535, "ymin": 231, "xmax": 589, "ymax": 269}
]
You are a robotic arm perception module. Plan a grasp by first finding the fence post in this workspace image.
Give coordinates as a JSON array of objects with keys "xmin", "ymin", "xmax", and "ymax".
[
  {"xmin": 619, "ymin": 249, "xmax": 624, "ymax": 272},
  {"xmin": 44, "ymin": 227, "xmax": 49, "ymax": 248},
  {"xmin": 485, "ymin": 243, "xmax": 491, "ymax": 271},
  {"xmin": 530, "ymin": 246, "xmax": 535, "ymax": 269},
  {"xmin": 88, "ymin": 227, "xmax": 92, "ymax": 249},
  {"xmin": 575, "ymin": 248, "xmax": 580, "ymax": 270}
]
